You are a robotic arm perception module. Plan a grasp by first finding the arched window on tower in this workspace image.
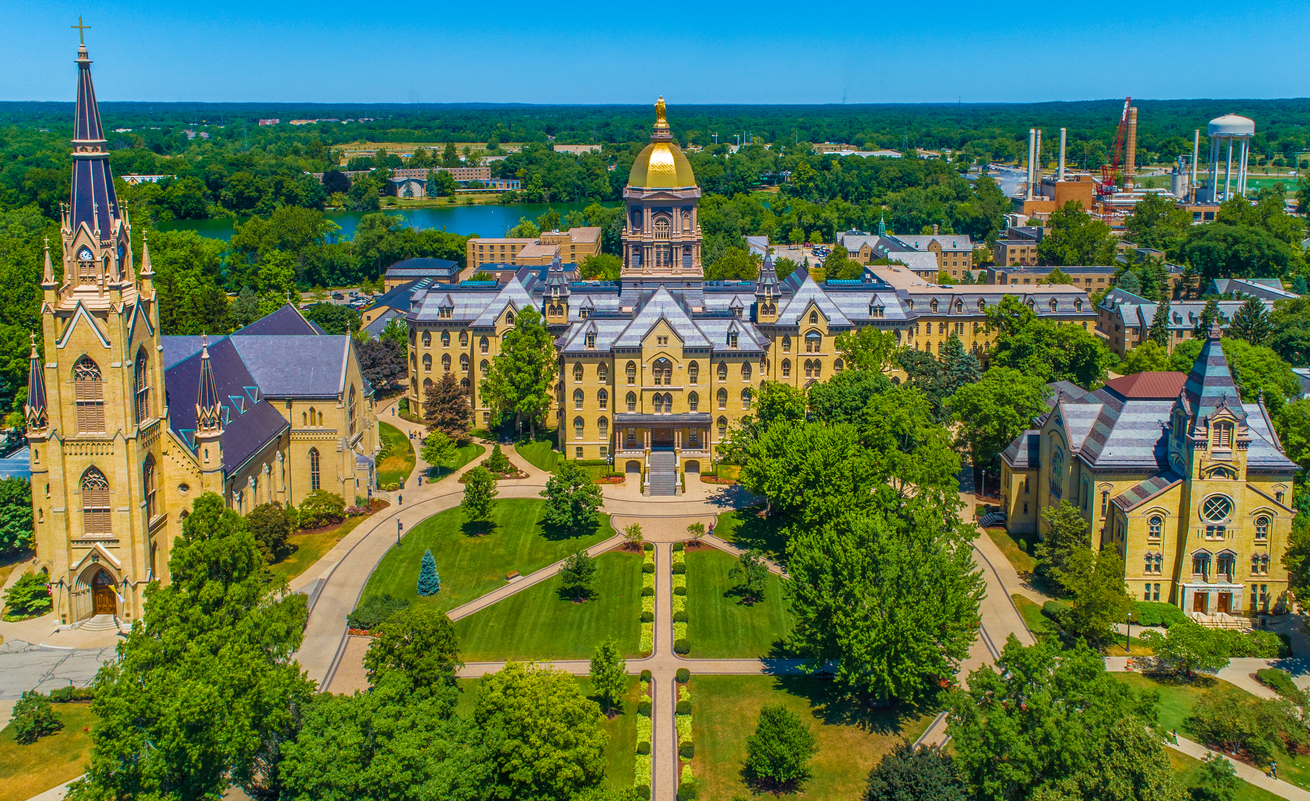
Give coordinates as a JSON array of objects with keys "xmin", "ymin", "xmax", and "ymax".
[
  {"xmin": 74, "ymin": 357, "xmax": 105, "ymax": 433},
  {"xmin": 422, "ymin": 331, "xmax": 431, "ymax": 348},
  {"xmin": 574, "ymin": 389, "xmax": 584, "ymax": 410},
  {"xmin": 81, "ymin": 468, "xmax": 111, "ymax": 535},
  {"xmin": 308, "ymin": 448, "xmax": 321, "ymax": 491},
  {"xmin": 134, "ymin": 349, "xmax": 150, "ymax": 424},
  {"xmin": 143, "ymin": 457, "xmax": 158, "ymax": 522},
  {"xmin": 423, "ymin": 354, "xmax": 432, "ymax": 373},
  {"xmin": 348, "ymin": 385, "xmax": 357, "ymax": 436}
]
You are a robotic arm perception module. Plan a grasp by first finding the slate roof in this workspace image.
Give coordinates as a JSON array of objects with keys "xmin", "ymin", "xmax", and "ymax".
[
  {"xmin": 887, "ymin": 233, "xmax": 973, "ymax": 252},
  {"xmin": 777, "ymin": 276, "xmax": 853, "ymax": 328},
  {"xmin": 1000, "ymin": 430, "xmax": 1041, "ymax": 469},
  {"xmin": 235, "ymin": 304, "xmax": 326, "ymax": 336},
  {"xmin": 70, "ymin": 45, "xmax": 119, "ymax": 241},
  {"xmin": 165, "ymin": 337, "xmax": 289, "ymax": 473},
  {"xmin": 1112, "ymin": 473, "xmax": 1183, "ymax": 511},
  {"xmin": 366, "ymin": 279, "xmax": 428, "ymax": 314},
  {"xmin": 1098, "ymin": 289, "xmax": 1257, "ymax": 332},
  {"xmin": 231, "ymin": 335, "xmax": 352, "ymax": 398},
  {"xmin": 385, "ymin": 257, "xmax": 459, "ymax": 280},
  {"xmin": 1206, "ymin": 278, "xmax": 1299, "ymax": 302}
]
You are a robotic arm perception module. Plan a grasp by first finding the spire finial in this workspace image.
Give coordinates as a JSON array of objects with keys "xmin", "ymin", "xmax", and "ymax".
[
  {"xmin": 42, "ymin": 237, "xmax": 53, "ymax": 284},
  {"xmin": 71, "ymin": 16, "xmax": 90, "ymax": 46},
  {"xmin": 28, "ymin": 332, "xmax": 37, "ymax": 358},
  {"xmin": 655, "ymin": 96, "xmax": 667, "ymax": 127}
]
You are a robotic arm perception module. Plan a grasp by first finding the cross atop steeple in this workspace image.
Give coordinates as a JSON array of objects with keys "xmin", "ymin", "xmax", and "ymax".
[{"xmin": 71, "ymin": 16, "xmax": 90, "ymax": 45}]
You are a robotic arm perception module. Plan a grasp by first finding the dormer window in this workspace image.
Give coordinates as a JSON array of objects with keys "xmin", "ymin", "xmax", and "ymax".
[
  {"xmin": 580, "ymin": 307, "xmax": 591, "ymax": 319},
  {"xmin": 505, "ymin": 312, "xmax": 515, "ymax": 325},
  {"xmin": 1074, "ymin": 298, "xmax": 1083, "ymax": 312},
  {"xmin": 438, "ymin": 306, "xmax": 452, "ymax": 319},
  {"xmin": 809, "ymin": 311, "xmax": 818, "ymax": 324},
  {"xmin": 1049, "ymin": 298, "xmax": 1059, "ymax": 312},
  {"xmin": 586, "ymin": 332, "xmax": 596, "ymax": 349},
  {"xmin": 931, "ymin": 300, "xmax": 939, "ymax": 313},
  {"xmin": 1212, "ymin": 421, "xmax": 1233, "ymax": 449},
  {"xmin": 729, "ymin": 332, "xmax": 739, "ymax": 348},
  {"xmin": 955, "ymin": 300, "xmax": 963, "ymax": 313},
  {"xmin": 977, "ymin": 299, "xmax": 986, "ymax": 312}
]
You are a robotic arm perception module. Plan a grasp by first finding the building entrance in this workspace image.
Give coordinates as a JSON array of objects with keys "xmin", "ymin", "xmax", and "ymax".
[
  {"xmin": 1192, "ymin": 592, "xmax": 1208, "ymax": 613},
  {"xmin": 651, "ymin": 429, "xmax": 674, "ymax": 448},
  {"xmin": 1217, "ymin": 592, "xmax": 1232, "ymax": 614},
  {"xmin": 91, "ymin": 570, "xmax": 116, "ymax": 616}
]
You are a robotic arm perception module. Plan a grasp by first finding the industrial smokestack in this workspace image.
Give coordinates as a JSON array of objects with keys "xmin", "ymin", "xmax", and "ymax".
[
  {"xmin": 1191, "ymin": 129, "xmax": 1200, "ymax": 203},
  {"xmin": 1026, "ymin": 128, "xmax": 1036, "ymax": 200},
  {"xmin": 1036, "ymin": 129, "xmax": 1043, "ymax": 193},
  {"xmin": 1058, "ymin": 127, "xmax": 1066, "ymax": 182},
  {"xmin": 1124, "ymin": 107, "xmax": 1138, "ymax": 189}
]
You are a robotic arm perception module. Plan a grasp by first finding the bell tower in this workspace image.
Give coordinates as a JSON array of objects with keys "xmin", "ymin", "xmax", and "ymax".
[{"xmin": 29, "ymin": 36, "xmax": 167, "ymax": 627}]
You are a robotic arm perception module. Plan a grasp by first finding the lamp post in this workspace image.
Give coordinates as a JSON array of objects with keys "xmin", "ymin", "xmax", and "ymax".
[
  {"xmin": 397, "ymin": 518, "xmax": 403, "ymax": 545},
  {"xmin": 1126, "ymin": 610, "xmax": 1134, "ymax": 652}
]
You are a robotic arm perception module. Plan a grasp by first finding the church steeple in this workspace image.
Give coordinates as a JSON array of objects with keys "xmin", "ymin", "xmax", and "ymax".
[
  {"xmin": 755, "ymin": 255, "xmax": 779, "ymax": 323},
  {"xmin": 69, "ymin": 40, "xmax": 119, "ymax": 243},
  {"xmin": 24, "ymin": 335, "xmax": 47, "ymax": 431},
  {"xmin": 196, "ymin": 336, "xmax": 223, "ymax": 434}
]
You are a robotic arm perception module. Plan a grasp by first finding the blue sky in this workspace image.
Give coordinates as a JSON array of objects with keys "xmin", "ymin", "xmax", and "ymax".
[{"xmin": 5, "ymin": 1, "xmax": 1309, "ymax": 104}]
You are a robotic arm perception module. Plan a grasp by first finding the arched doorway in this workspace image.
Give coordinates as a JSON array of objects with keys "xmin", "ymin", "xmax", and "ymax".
[
  {"xmin": 91, "ymin": 569, "xmax": 116, "ymax": 616},
  {"xmin": 625, "ymin": 460, "xmax": 642, "ymax": 475},
  {"xmin": 684, "ymin": 460, "xmax": 701, "ymax": 475}
]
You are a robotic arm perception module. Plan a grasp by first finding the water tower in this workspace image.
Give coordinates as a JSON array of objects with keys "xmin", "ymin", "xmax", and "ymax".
[{"xmin": 1206, "ymin": 114, "xmax": 1255, "ymax": 202}]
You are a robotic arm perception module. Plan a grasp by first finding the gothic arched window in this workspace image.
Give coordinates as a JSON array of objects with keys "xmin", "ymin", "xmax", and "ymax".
[
  {"xmin": 423, "ymin": 354, "xmax": 432, "ymax": 373},
  {"xmin": 460, "ymin": 331, "xmax": 469, "ymax": 347},
  {"xmin": 597, "ymin": 363, "xmax": 609, "ymax": 381},
  {"xmin": 626, "ymin": 361, "xmax": 637, "ymax": 384},
  {"xmin": 442, "ymin": 354, "xmax": 451, "ymax": 372},
  {"xmin": 741, "ymin": 363, "xmax": 752, "ymax": 381},
  {"xmin": 688, "ymin": 391, "xmax": 699, "ymax": 412},
  {"xmin": 627, "ymin": 392, "xmax": 637, "ymax": 412},
  {"xmin": 574, "ymin": 416, "xmax": 585, "ymax": 440},
  {"xmin": 781, "ymin": 359, "xmax": 791, "ymax": 378},
  {"xmin": 422, "ymin": 331, "xmax": 431, "ymax": 348},
  {"xmin": 480, "ymin": 336, "xmax": 490, "ymax": 354},
  {"xmin": 717, "ymin": 388, "xmax": 728, "ymax": 410},
  {"xmin": 574, "ymin": 363, "xmax": 584, "ymax": 382},
  {"xmin": 81, "ymin": 468, "xmax": 111, "ymax": 535},
  {"xmin": 717, "ymin": 362, "xmax": 728, "ymax": 381},
  {"xmin": 460, "ymin": 354, "xmax": 469, "ymax": 372},
  {"xmin": 574, "ymin": 389, "xmax": 585, "ymax": 410},
  {"xmin": 74, "ymin": 356, "xmax": 105, "ymax": 433},
  {"xmin": 441, "ymin": 331, "xmax": 450, "ymax": 347},
  {"xmin": 598, "ymin": 389, "xmax": 609, "ymax": 410},
  {"xmin": 348, "ymin": 385, "xmax": 357, "ymax": 435},
  {"xmin": 598, "ymin": 417, "xmax": 609, "ymax": 440},
  {"xmin": 134, "ymin": 349, "xmax": 150, "ymax": 424},
  {"xmin": 741, "ymin": 389, "xmax": 752, "ymax": 410},
  {"xmin": 688, "ymin": 361, "xmax": 699, "ymax": 384},
  {"xmin": 143, "ymin": 457, "xmax": 158, "ymax": 522},
  {"xmin": 805, "ymin": 331, "xmax": 821, "ymax": 353},
  {"xmin": 309, "ymin": 448, "xmax": 321, "ymax": 491},
  {"xmin": 654, "ymin": 358, "xmax": 672, "ymax": 386}
]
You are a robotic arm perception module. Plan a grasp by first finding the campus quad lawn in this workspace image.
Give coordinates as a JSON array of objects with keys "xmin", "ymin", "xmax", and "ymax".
[
  {"xmin": 985, "ymin": 526, "xmax": 1036, "ymax": 576},
  {"xmin": 428, "ymin": 443, "xmax": 486, "ymax": 481},
  {"xmin": 376, "ymin": 422, "xmax": 416, "ymax": 487},
  {"xmin": 1170, "ymin": 750, "xmax": 1283, "ymax": 801},
  {"xmin": 1011, "ymin": 594, "xmax": 1056, "ymax": 641},
  {"xmin": 689, "ymin": 675, "xmax": 935, "ymax": 801},
  {"xmin": 1116, "ymin": 672, "xmax": 1310, "ymax": 790},
  {"xmin": 453, "ymin": 675, "xmax": 640, "ymax": 792},
  {"xmin": 270, "ymin": 514, "xmax": 371, "ymax": 582},
  {"xmin": 0, "ymin": 703, "xmax": 95, "ymax": 801},
  {"xmin": 359, "ymin": 499, "xmax": 614, "ymax": 613},
  {"xmin": 515, "ymin": 435, "xmax": 562, "ymax": 473},
  {"xmin": 454, "ymin": 551, "xmax": 642, "ymax": 661},
  {"xmin": 686, "ymin": 548, "xmax": 794, "ymax": 658},
  {"xmin": 712, "ymin": 509, "xmax": 787, "ymax": 563}
]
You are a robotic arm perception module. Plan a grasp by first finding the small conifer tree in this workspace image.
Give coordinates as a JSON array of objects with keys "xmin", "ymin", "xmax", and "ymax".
[{"xmin": 417, "ymin": 549, "xmax": 441, "ymax": 596}]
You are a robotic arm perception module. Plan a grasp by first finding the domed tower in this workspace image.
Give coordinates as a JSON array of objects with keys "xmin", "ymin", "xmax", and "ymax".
[{"xmin": 622, "ymin": 97, "xmax": 702, "ymax": 283}]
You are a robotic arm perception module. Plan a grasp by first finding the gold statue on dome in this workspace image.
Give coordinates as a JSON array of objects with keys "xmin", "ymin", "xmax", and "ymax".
[{"xmin": 655, "ymin": 96, "xmax": 667, "ymax": 126}]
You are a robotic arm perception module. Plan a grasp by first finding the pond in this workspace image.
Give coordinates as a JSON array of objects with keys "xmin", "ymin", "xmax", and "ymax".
[{"xmin": 157, "ymin": 201, "xmax": 615, "ymax": 242}]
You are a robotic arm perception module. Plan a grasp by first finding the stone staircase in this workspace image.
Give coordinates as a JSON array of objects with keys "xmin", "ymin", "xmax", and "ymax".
[
  {"xmin": 648, "ymin": 451, "xmax": 677, "ymax": 496},
  {"xmin": 77, "ymin": 614, "xmax": 124, "ymax": 632}
]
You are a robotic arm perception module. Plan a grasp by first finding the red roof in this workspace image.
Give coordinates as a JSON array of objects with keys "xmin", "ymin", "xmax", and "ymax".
[{"xmin": 1103, "ymin": 371, "xmax": 1188, "ymax": 399}]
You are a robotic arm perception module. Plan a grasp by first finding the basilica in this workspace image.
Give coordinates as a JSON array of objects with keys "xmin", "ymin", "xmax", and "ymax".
[
  {"xmin": 405, "ymin": 100, "xmax": 1094, "ymax": 494},
  {"xmin": 25, "ymin": 43, "xmax": 377, "ymax": 625}
]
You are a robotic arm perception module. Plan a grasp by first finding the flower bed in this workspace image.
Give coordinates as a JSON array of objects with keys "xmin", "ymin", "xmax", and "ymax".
[
  {"xmin": 699, "ymin": 475, "xmax": 736, "ymax": 485},
  {"xmin": 634, "ymin": 672, "xmax": 653, "ymax": 796},
  {"xmin": 673, "ymin": 546, "xmax": 689, "ymax": 654},
  {"xmin": 676, "ymin": 682, "xmax": 695, "ymax": 795},
  {"xmin": 640, "ymin": 547, "xmax": 656, "ymax": 654},
  {"xmin": 596, "ymin": 476, "xmax": 625, "ymax": 484}
]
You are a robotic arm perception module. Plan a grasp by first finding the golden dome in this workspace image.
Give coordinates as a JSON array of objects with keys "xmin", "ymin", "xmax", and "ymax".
[{"xmin": 628, "ymin": 141, "xmax": 696, "ymax": 188}]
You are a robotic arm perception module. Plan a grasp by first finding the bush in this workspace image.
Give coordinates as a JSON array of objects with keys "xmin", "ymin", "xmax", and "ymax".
[
  {"xmin": 485, "ymin": 443, "xmax": 511, "ymax": 473},
  {"xmin": 641, "ymin": 586, "xmax": 655, "ymax": 597},
  {"xmin": 1133, "ymin": 601, "xmax": 1188, "ymax": 628},
  {"xmin": 637, "ymin": 741, "xmax": 651, "ymax": 755},
  {"xmin": 673, "ymin": 542, "xmax": 685, "ymax": 552},
  {"xmin": 298, "ymin": 490, "xmax": 346, "ymax": 529},
  {"xmin": 4, "ymin": 572, "xmax": 52, "ymax": 620},
  {"xmin": 677, "ymin": 780, "xmax": 698, "ymax": 801},
  {"xmin": 635, "ymin": 785, "xmax": 651, "ymax": 800},
  {"xmin": 673, "ymin": 610, "xmax": 688, "ymax": 623},
  {"xmin": 1256, "ymin": 668, "xmax": 1299, "ymax": 698},
  {"xmin": 246, "ymin": 502, "xmax": 292, "ymax": 563},
  {"xmin": 640, "ymin": 610, "xmax": 654, "ymax": 623},
  {"xmin": 347, "ymin": 594, "xmax": 410, "ymax": 630},
  {"xmin": 48, "ymin": 686, "xmax": 94, "ymax": 703},
  {"xmin": 674, "ymin": 586, "xmax": 687, "ymax": 596},
  {"xmin": 11, "ymin": 691, "xmax": 62, "ymax": 744},
  {"xmin": 638, "ymin": 699, "xmax": 652, "ymax": 716},
  {"xmin": 642, "ymin": 562, "xmax": 656, "ymax": 574},
  {"xmin": 672, "ymin": 563, "xmax": 686, "ymax": 575},
  {"xmin": 641, "ymin": 669, "xmax": 652, "ymax": 681},
  {"xmin": 1017, "ymin": 539, "xmax": 1027, "ymax": 554},
  {"xmin": 643, "ymin": 542, "xmax": 654, "ymax": 551},
  {"xmin": 1041, "ymin": 599, "xmax": 1070, "ymax": 629},
  {"xmin": 676, "ymin": 668, "xmax": 690, "ymax": 683},
  {"xmin": 679, "ymin": 741, "xmax": 695, "ymax": 759},
  {"xmin": 674, "ymin": 638, "xmax": 690, "ymax": 654},
  {"xmin": 676, "ymin": 699, "xmax": 691, "ymax": 714},
  {"xmin": 1226, "ymin": 629, "xmax": 1285, "ymax": 658}
]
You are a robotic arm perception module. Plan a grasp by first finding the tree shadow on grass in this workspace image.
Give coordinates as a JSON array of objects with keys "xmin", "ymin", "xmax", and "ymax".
[
  {"xmin": 771, "ymin": 674, "xmax": 934, "ymax": 735},
  {"xmin": 722, "ymin": 508, "xmax": 789, "ymax": 562},
  {"xmin": 461, "ymin": 520, "xmax": 497, "ymax": 537},
  {"xmin": 539, "ymin": 518, "xmax": 603, "ymax": 543}
]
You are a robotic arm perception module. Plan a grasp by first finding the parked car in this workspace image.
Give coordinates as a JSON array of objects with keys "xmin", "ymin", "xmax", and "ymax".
[{"xmin": 332, "ymin": 292, "xmax": 345, "ymax": 300}]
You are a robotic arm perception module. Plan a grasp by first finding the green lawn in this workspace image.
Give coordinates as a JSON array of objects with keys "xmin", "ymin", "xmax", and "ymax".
[
  {"xmin": 516, "ymin": 436, "xmax": 562, "ymax": 473},
  {"xmin": 713, "ymin": 509, "xmax": 787, "ymax": 563},
  {"xmin": 1012, "ymin": 594, "xmax": 1056, "ymax": 641},
  {"xmin": 454, "ymin": 675, "xmax": 639, "ymax": 793},
  {"xmin": 0, "ymin": 703, "xmax": 95, "ymax": 801},
  {"xmin": 359, "ymin": 499, "xmax": 615, "ymax": 612},
  {"xmin": 428, "ymin": 443, "xmax": 486, "ymax": 480},
  {"xmin": 1170, "ymin": 749, "xmax": 1284, "ymax": 801},
  {"xmin": 686, "ymin": 548, "xmax": 794, "ymax": 658},
  {"xmin": 454, "ymin": 551, "xmax": 642, "ymax": 660},
  {"xmin": 376, "ymin": 422, "xmax": 416, "ymax": 487},
  {"xmin": 689, "ymin": 675, "xmax": 935, "ymax": 801},
  {"xmin": 270, "ymin": 513, "xmax": 371, "ymax": 582},
  {"xmin": 985, "ymin": 526, "xmax": 1036, "ymax": 576},
  {"xmin": 1116, "ymin": 673, "xmax": 1310, "ymax": 790}
]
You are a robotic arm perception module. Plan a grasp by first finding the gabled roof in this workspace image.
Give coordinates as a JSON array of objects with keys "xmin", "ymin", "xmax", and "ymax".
[
  {"xmin": 1183, "ymin": 332, "xmax": 1247, "ymax": 427},
  {"xmin": 613, "ymin": 287, "xmax": 711, "ymax": 348},
  {"xmin": 231, "ymin": 335, "xmax": 351, "ymax": 398},
  {"xmin": 235, "ymin": 304, "xmax": 325, "ymax": 336},
  {"xmin": 776, "ymin": 275, "xmax": 852, "ymax": 328},
  {"xmin": 472, "ymin": 280, "xmax": 535, "ymax": 326},
  {"xmin": 1111, "ymin": 473, "xmax": 1184, "ymax": 512},
  {"xmin": 1102, "ymin": 372, "xmax": 1188, "ymax": 400}
]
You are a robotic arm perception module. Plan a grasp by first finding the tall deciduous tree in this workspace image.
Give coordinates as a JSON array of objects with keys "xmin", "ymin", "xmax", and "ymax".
[
  {"xmin": 363, "ymin": 605, "xmax": 461, "ymax": 689},
  {"xmin": 421, "ymin": 430, "xmax": 458, "ymax": 476},
  {"xmin": 480, "ymin": 308, "xmax": 557, "ymax": 437},
  {"xmin": 474, "ymin": 662, "xmax": 607, "ymax": 801},
  {"xmin": 460, "ymin": 467, "xmax": 498, "ymax": 531},
  {"xmin": 1063, "ymin": 547, "xmax": 1133, "ymax": 648},
  {"xmin": 949, "ymin": 638, "xmax": 1186, "ymax": 801},
  {"xmin": 984, "ymin": 296, "xmax": 1112, "ymax": 387},
  {"xmin": 1124, "ymin": 192, "xmax": 1193, "ymax": 252},
  {"xmin": 425, "ymin": 372, "xmax": 471, "ymax": 442},
  {"xmin": 947, "ymin": 367, "xmax": 1050, "ymax": 472},
  {"xmin": 743, "ymin": 704, "xmax": 818, "ymax": 792},
  {"xmin": 786, "ymin": 498, "xmax": 984, "ymax": 702},
  {"xmin": 1138, "ymin": 620, "xmax": 1231, "ymax": 677},
  {"xmin": 588, "ymin": 640, "xmax": 626, "ymax": 714},
  {"xmin": 357, "ymin": 337, "xmax": 405, "ymax": 393},
  {"xmin": 541, "ymin": 460, "xmax": 604, "ymax": 536},
  {"xmin": 741, "ymin": 422, "xmax": 876, "ymax": 526},
  {"xmin": 864, "ymin": 741, "xmax": 967, "ymax": 801},
  {"xmin": 1034, "ymin": 500, "xmax": 1091, "ymax": 595},
  {"xmin": 71, "ymin": 493, "xmax": 313, "ymax": 801},
  {"xmin": 729, "ymin": 549, "xmax": 769, "ymax": 604},
  {"xmin": 560, "ymin": 550, "xmax": 598, "ymax": 601},
  {"xmin": 1036, "ymin": 201, "xmax": 1117, "ymax": 266}
]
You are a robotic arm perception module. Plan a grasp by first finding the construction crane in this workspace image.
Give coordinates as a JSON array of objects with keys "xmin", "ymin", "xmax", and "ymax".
[{"xmin": 1099, "ymin": 97, "xmax": 1132, "ymax": 196}]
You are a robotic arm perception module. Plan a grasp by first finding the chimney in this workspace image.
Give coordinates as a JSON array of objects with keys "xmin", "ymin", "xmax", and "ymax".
[
  {"xmin": 1026, "ymin": 129, "xmax": 1036, "ymax": 201},
  {"xmin": 1035, "ymin": 129, "xmax": 1042, "ymax": 189},
  {"xmin": 932, "ymin": 224, "xmax": 939, "ymax": 235},
  {"xmin": 1191, "ymin": 129, "xmax": 1201, "ymax": 203},
  {"xmin": 1124, "ymin": 107, "xmax": 1138, "ymax": 189},
  {"xmin": 1058, "ymin": 128, "xmax": 1067, "ymax": 182}
]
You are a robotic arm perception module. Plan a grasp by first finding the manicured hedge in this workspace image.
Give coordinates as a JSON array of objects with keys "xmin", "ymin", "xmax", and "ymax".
[
  {"xmin": 676, "ymin": 668, "xmax": 690, "ymax": 683},
  {"xmin": 1132, "ymin": 601, "xmax": 1188, "ymax": 628},
  {"xmin": 1256, "ymin": 667, "xmax": 1299, "ymax": 697}
]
